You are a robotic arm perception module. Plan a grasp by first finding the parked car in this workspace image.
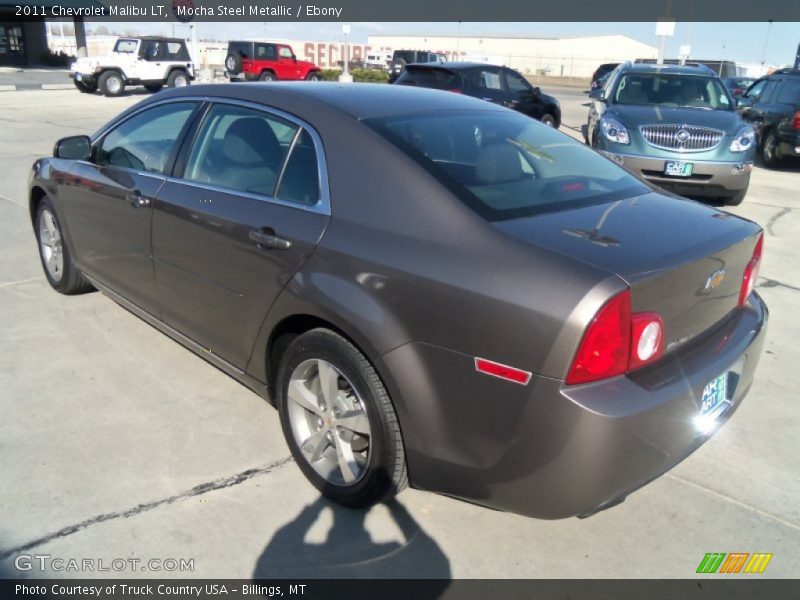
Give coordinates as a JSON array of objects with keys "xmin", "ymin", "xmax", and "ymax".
[
  {"xmin": 587, "ymin": 62, "xmax": 756, "ymax": 205},
  {"xmin": 395, "ymin": 63, "xmax": 561, "ymax": 127},
  {"xmin": 737, "ymin": 68, "xmax": 800, "ymax": 167},
  {"xmin": 591, "ymin": 63, "xmax": 619, "ymax": 90},
  {"xmin": 722, "ymin": 76, "xmax": 757, "ymax": 98},
  {"xmin": 365, "ymin": 50, "xmax": 391, "ymax": 70},
  {"xmin": 31, "ymin": 83, "xmax": 767, "ymax": 519},
  {"xmin": 69, "ymin": 36, "xmax": 194, "ymax": 97},
  {"xmin": 224, "ymin": 40, "xmax": 321, "ymax": 82},
  {"xmin": 388, "ymin": 50, "xmax": 446, "ymax": 82}
]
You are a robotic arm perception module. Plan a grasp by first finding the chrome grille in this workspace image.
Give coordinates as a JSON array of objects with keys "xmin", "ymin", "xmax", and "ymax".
[{"xmin": 639, "ymin": 124, "xmax": 724, "ymax": 152}]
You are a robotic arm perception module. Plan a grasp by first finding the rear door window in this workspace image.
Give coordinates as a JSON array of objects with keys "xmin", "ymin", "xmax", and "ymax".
[
  {"xmin": 182, "ymin": 104, "xmax": 298, "ymax": 198},
  {"xmin": 256, "ymin": 44, "xmax": 277, "ymax": 60}
]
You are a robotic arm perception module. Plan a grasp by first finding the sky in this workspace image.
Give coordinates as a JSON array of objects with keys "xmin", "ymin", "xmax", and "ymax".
[{"xmin": 75, "ymin": 21, "xmax": 800, "ymax": 66}]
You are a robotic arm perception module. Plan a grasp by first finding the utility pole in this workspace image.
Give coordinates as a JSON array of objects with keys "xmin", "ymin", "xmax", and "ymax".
[{"xmin": 760, "ymin": 19, "xmax": 773, "ymax": 65}]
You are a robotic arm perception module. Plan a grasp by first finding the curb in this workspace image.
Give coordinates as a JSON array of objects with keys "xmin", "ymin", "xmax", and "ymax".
[{"xmin": 0, "ymin": 83, "xmax": 74, "ymax": 92}]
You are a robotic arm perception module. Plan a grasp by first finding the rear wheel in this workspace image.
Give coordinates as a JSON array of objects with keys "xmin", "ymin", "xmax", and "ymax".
[
  {"xmin": 73, "ymin": 79, "xmax": 97, "ymax": 94},
  {"xmin": 276, "ymin": 329, "xmax": 407, "ymax": 508},
  {"xmin": 167, "ymin": 70, "xmax": 189, "ymax": 88},
  {"xmin": 760, "ymin": 130, "xmax": 783, "ymax": 168},
  {"xmin": 35, "ymin": 196, "xmax": 92, "ymax": 294},
  {"xmin": 305, "ymin": 71, "xmax": 321, "ymax": 81},
  {"xmin": 540, "ymin": 113, "xmax": 557, "ymax": 128},
  {"xmin": 98, "ymin": 71, "xmax": 124, "ymax": 97},
  {"xmin": 259, "ymin": 71, "xmax": 276, "ymax": 82}
]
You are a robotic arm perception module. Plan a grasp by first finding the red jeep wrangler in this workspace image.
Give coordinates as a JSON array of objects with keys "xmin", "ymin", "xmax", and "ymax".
[{"xmin": 225, "ymin": 41, "xmax": 322, "ymax": 82}]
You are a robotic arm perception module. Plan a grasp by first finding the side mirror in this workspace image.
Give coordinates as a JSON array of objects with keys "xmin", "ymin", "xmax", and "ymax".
[
  {"xmin": 588, "ymin": 88, "xmax": 604, "ymax": 101},
  {"xmin": 736, "ymin": 96, "xmax": 754, "ymax": 109},
  {"xmin": 532, "ymin": 86, "xmax": 541, "ymax": 96},
  {"xmin": 291, "ymin": 54, "xmax": 297, "ymax": 61},
  {"xmin": 54, "ymin": 135, "xmax": 91, "ymax": 160}
]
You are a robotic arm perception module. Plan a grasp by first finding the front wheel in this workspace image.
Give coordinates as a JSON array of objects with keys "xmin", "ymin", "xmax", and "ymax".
[
  {"xmin": 167, "ymin": 70, "xmax": 189, "ymax": 88},
  {"xmin": 276, "ymin": 329, "xmax": 407, "ymax": 508},
  {"xmin": 35, "ymin": 196, "xmax": 93, "ymax": 294},
  {"xmin": 98, "ymin": 71, "xmax": 124, "ymax": 97}
]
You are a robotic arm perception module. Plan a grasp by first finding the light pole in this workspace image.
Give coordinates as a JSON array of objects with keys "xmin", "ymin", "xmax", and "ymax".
[
  {"xmin": 760, "ymin": 19, "xmax": 773, "ymax": 65},
  {"xmin": 339, "ymin": 24, "xmax": 352, "ymax": 82},
  {"xmin": 456, "ymin": 21, "xmax": 462, "ymax": 59}
]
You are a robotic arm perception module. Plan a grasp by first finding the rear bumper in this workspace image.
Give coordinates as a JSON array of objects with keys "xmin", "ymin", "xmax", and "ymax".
[
  {"xmin": 601, "ymin": 151, "xmax": 753, "ymax": 198},
  {"xmin": 382, "ymin": 293, "xmax": 768, "ymax": 519}
]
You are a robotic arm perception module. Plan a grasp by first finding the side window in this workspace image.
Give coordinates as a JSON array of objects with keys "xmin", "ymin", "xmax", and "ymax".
[
  {"xmin": 141, "ymin": 41, "xmax": 161, "ymax": 61},
  {"xmin": 97, "ymin": 102, "xmax": 196, "ymax": 173},
  {"xmin": 164, "ymin": 42, "xmax": 188, "ymax": 61},
  {"xmin": 504, "ymin": 69, "xmax": 531, "ymax": 94},
  {"xmin": 183, "ymin": 104, "xmax": 298, "ymax": 198},
  {"xmin": 278, "ymin": 46, "xmax": 293, "ymax": 59},
  {"xmin": 776, "ymin": 79, "xmax": 800, "ymax": 104},
  {"xmin": 276, "ymin": 131, "xmax": 320, "ymax": 206},
  {"xmin": 760, "ymin": 80, "xmax": 780, "ymax": 103},
  {"xmin": 745, "ymin": 79, "xmax": 768, "ymax": 102},
  {"xmin": 478, "ymin": 69, "xmax": 502, "ymax": 90},
  {"xmin": 256, "ymin": 44, "xmax": 276, "ymax": 60}
]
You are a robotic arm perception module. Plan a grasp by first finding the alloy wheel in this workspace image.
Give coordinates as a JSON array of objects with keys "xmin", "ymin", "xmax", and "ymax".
[
  {"xmin": 38, "ymin": 208, "xmax": 64, "ymax": 282},
  {"xmin": 286, "ymin": 359, "xmax": 371, "ymax": 486}
]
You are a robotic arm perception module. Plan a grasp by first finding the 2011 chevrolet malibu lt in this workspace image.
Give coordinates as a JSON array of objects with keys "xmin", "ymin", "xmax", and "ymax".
[{"xmin": 29, "ymin": 83, "xmax": 767, "ymax": 519}]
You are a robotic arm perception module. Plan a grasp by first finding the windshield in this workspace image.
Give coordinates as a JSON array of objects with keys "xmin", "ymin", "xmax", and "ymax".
[
  {"xmin": 366, "ymin": 111, "xmax": 648, "ymax": 222},
  {"xmin": 113, "ymin": 39, "xmax": 138, "ymax": 53},
  {"xmin": 613, "ymin": 73, "xmax": 733, "ymax": 110}
]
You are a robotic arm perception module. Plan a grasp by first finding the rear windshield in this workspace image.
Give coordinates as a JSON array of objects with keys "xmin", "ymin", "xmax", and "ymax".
[
  {"xmin": 366, "ymin": 111, "xmax": 648, "ymax": 222},
  {"xmin": 396, "ymin": 67, "xmax": 462, "ymax": 90},
  {"xmin": 393, "ymin": 51, "xmax": 417, "ymax": 63},
  {"xmin": 613, "ymin": 73, "xmax": 733, "ymax": 110}
]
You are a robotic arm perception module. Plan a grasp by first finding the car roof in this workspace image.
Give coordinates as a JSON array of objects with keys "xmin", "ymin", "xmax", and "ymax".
[
  {"xmin": 622, "ymin": 63, "xmax": 717, "ymax": 76},
  {"xmin": 136, "ymin": 36, "xmax": 187, "ymax": 43},
  {"xmin": 151, "ymin": 82, "xmax": 505, "ymax": 120},
  {"xmin": 406, "ymin": 62, "xmax": 506, "ymax": 70}
]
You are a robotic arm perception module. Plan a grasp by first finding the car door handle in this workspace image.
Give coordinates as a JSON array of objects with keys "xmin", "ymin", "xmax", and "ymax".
[
  {"xmin": 127, "ymin": 190, "xmax": 151, "ymax": 208},
  {"xmin": 249, "ymin": 228, "xmax": 292, "ymax": 250}
]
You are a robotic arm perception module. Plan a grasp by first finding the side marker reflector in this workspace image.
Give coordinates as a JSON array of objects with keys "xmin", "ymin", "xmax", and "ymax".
[{"xmin": 474, "ymin": 357, "xmax": 532, "ymax": 385}]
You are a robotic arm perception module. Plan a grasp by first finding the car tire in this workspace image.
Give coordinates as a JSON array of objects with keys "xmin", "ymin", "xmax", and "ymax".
[
  {"xmin": 167, "ymin": 70, "xmax": 189, "ymax": 88},
  {"xmin": 540, "ymin": 113, "xmax": 557, "ymax": 128},
  {"xmin": 725, "ymin": 188, "xmax": 748, "ymax": 206},
  {"xmin": 98, "ymin": 71, "xmax": 124, "ymax": 97},
  {"xmin": 760, "ymin": 130, "xmax": 783, "ymax": 168},
  {"xmin": 144, "ymin": 83, "xmax": 163, "ymax": 93},
  {"xmin": 276, "ymin": 328, "xmax": 408, "ymax": 508},
  {"xmin": 73, "ymin": 79, "xmax": 97, "ymax": 94},
  {"xmin": 225, "ymin": 53, "xmax": 242, "ymax": 76},
  {"xmin": 34, "ymin": 196, "xmax": 93, "ymax": 295},
  {"xmin": 259, "ymin": 71, "xmax": 276, "ymax": 82}
]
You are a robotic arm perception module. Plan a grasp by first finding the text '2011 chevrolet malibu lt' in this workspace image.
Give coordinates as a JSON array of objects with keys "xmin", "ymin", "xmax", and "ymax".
[{"xmin": 29, "ymin": 83, "xmax": 767, "ymax": 518}]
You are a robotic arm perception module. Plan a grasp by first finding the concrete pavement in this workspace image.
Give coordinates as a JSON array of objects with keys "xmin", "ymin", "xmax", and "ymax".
[{"xmin": 0, "ymin": 87, "xmax": 798, "ymax": 579}]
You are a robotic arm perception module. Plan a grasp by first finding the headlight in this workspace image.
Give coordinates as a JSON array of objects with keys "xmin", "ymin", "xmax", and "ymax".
[
  {"xmin": 601, "ymin": 117, "xmax": 630, "ymax": 145},
  {"xmin": 730, "ymin": 126, "xmax": 755, "ymax": 152}
]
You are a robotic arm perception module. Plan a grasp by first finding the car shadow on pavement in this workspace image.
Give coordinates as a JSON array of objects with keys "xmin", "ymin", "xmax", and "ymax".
[{"xmin": 253, "ymin": 497, "xmax": 451, "ymax": 584}]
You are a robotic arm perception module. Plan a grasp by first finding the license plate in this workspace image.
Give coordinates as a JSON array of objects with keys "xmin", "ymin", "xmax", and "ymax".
[
  {"xmin": 75, "ymin": 73, "xmax": 82, "ymax": 82},
  {"xmin": 700, "ymin": 372, "xmax": 729, "ymax": 416},
  {"xmin": 664, "ymin": 161, "xmax": 693, "ymax": 177}
]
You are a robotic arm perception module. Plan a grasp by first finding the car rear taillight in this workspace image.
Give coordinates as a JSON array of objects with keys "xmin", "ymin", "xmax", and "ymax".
[
  {"xmin": 792, "ymin": 110, "xmax": 800, "ymax": 130},
  {"xmin": 566, "ymin": 289, "xmax": 666, "ymax": 385},
  {"xmin": 739, "ymin": 233, "xmax": 764, "ymax": 307}
]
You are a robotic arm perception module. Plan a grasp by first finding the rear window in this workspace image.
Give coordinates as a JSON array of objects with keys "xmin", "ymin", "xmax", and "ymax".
[
  {"xmin": 393, "ymin": 51, "xmax": 416, "ymax": 63},
  {"xmin": 366, "ymin": 111, "xmax": 648, "ymax": 222},
  {"xmin": 228, "ymin": 42, "xmax": 253, "ymax": 59},
  {"xmin": 396, "ymin": 67, "xmax": 462, "ymax": 90}
]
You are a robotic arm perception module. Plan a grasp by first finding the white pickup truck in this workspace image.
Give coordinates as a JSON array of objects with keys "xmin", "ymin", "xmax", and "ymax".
[{"xmin": 70, "ymin": 36, "xmax": 195, "ymax": 97}]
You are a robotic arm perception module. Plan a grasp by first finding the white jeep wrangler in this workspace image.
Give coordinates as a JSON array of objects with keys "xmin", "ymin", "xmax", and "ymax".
[{"xmin": 70, "ymin": 36, "xmax": 195, "ymax": 97}]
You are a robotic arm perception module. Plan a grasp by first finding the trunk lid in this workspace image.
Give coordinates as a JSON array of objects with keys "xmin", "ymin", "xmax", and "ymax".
[{"xmin": 495, "ymin": 192, "xmax": 762, "ymax": 354}]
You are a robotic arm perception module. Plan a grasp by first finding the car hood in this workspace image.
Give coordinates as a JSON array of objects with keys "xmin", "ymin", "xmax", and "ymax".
[{"xmin": 607, "ymin": 104, "xmax": 743, "ymax": 131}]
